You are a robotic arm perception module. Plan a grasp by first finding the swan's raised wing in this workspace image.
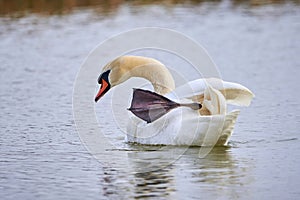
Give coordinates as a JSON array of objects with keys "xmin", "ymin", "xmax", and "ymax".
[{"xmin": 172, "ymin": 78, "xmax": 254, "ymax": 106}]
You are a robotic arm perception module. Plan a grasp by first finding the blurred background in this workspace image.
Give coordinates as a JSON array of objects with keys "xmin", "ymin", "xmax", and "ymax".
[
  {"xmin": 0, "ymin": 0, "xmax": 298, "ymax": 16},
  {"xmin": 0, "ymin": 0, "xmax": 299, "ymax": 200}
]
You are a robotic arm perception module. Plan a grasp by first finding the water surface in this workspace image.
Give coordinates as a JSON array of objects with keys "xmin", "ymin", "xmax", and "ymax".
[{"xmin": 0, "ymin": 1, "xmax": 300, "ymax": 199}]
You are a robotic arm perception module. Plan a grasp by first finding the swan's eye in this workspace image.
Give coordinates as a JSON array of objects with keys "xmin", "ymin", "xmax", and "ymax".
[{"xmin": 98, "ymin": 70, "xmax": 111, "ymax": 84}]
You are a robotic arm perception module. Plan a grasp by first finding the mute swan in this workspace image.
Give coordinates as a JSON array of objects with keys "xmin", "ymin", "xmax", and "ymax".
[{"xmin": 95, "ymin": 56, "xmax": 254, "ymax": 146}]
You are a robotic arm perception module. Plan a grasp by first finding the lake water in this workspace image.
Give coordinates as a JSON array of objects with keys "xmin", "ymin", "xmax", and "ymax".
[{"xmin": 1, "ymin": 1, "xmax": 300, "ymax": 199}]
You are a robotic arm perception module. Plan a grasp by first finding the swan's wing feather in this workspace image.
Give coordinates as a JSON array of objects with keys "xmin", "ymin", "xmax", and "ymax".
[{"xmin": 172, "ymin": 78, "xmax": 254, "ymax": 106}]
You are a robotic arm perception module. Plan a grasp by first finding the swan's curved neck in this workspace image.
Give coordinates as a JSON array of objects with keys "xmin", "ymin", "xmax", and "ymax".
[{"xmin": 118, "ymin": 56, "xmax": 175, "ymax": 95}]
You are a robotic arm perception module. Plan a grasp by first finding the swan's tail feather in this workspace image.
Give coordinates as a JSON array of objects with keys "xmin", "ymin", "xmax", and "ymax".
[{"xmin": 216, "ymin": 110, "xmax": 240, "ymax": 146}]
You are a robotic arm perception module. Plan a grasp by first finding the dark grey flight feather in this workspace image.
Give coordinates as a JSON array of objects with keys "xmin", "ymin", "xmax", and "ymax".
[{"xmin": 128, "ymin": 89, "xmax": 202, "ymax": 123}]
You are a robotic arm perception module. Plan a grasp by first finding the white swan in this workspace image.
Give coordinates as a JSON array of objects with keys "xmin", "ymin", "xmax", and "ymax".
[{"xmin": 95, "ymin": 56, "xmax": 254, "ymax": 146}]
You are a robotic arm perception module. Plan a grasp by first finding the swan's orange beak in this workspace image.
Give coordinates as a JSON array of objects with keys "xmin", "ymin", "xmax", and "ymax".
[{"xmin": 95, "ymin": 79, "xmax": 110, "ymax": 102}]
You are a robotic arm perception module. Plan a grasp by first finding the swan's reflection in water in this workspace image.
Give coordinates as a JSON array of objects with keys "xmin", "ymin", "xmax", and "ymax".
[
  {"xmin": 177, "ymin": 147, "xmax": 253, "ymax": 199},
  {"xmin": 100, "ymin": 146, "xmax": 252, "ymax": 199},
  {"xmin": 133, "ymin": 167, "xmax": 175, "ymax": 199}
]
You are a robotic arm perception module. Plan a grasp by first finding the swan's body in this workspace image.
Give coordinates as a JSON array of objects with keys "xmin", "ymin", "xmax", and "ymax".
[{"xmin": 95, "ymin": 56, "xmax": 254, "ymax": 146}]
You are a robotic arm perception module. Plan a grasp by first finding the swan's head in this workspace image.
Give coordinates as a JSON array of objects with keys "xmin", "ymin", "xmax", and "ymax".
[{"xmin": 95, "ymin": 58, "xmax": 126, "ymax": 102}]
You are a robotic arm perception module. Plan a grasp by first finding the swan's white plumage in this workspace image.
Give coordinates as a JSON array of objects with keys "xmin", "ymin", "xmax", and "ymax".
[
  {"xmin": 126, "ymin": 107, "xmax": 240, "ymax": 146},
  {"xmin": 97, "ymin": 56, "xmax": 254, "ymax": 146},
  {"xmin": 126, "ymin": 83, "xmax": 242, "ymax": 146},
  {"xmin": 172, "ymin": 78, "xmax": 254, "ymax": 107}
]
